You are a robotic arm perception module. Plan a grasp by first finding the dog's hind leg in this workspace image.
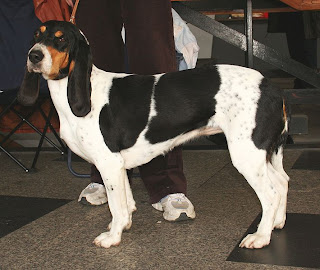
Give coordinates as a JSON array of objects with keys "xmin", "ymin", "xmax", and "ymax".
[
  {"xmin": 228, "ymin": 142, "xmax": 281, "ymax": 249},
  {"xmin": 269, "ymin": 147, "xmax": 289, "ymax": 229},
  {"xmin": 123, "ymin": 173, "xmax": 136, "ymax": 230},
  {"xmin": 271, "ymin": 146, "xmax": 289, "ymax": 182},
  {"xmin": 93, "ymin": 155, "xmax": 132, "ymax": 248}
]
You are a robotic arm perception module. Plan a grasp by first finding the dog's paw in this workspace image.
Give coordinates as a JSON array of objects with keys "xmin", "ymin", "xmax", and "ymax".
[
  {"xmin": 273, "ymin": 214, "xmax": 286, "ymax": 230},
  {"xmin": 93, "ymin": 232, "xmax": 121, "ymax": 248},
  {"xmin": 274, "ymin": 220, "xmax": 286, "ymax": 230},
  {"xmin": 239, "ymin": 233, "xmax": 270, "ymax": 249}
]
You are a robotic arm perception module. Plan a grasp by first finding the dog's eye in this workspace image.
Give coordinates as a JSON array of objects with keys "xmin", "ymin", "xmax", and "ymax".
[
  {"xmin": 34, "ymin": 31, "xmax": 40, "ymax": 38},
  {"xmin": 58, "ymin": 37, "xmax": 66, "ymax": 42}
]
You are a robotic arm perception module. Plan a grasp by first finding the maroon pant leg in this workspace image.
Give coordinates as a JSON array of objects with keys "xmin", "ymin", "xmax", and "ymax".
[
  {"xmin": 76, "ymin": 0, "xmax": 187, "ymax": 203},
  {"xmin": 76, "ymin": 0, "xmax": 124, "ymax": 72},
  {"xmin": 122, "ymin": 0, "xmax": 176, "ymax": 74},
  {"xmin": 76, "ymin": 0, "xmax": 123, "ymax": 185},
  {"xmin": 138, "ymin": 148, "xmax": 187, "ymax": 204},
  {"xmin": 122, "ymin": 0, "xmax": 187, "ymax": 203}
]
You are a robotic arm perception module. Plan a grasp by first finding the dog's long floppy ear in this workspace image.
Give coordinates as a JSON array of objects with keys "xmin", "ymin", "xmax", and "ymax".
[
  {"xmin": 17, "ymin": 69, "xmax": 40, "ymax": 106},
  {"xmin": 67, "ymin": 36, "xmax": 92, "ymax": 117}
]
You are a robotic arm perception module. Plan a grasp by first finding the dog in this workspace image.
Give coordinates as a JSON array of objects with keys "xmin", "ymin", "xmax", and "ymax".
[{"xmin": 18, "ymin": 20, "xmax": 290, "ymax": 249}]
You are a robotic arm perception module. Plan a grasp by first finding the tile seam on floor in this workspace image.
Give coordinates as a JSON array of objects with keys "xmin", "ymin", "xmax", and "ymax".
[{"xmin": 196, "ymin": 161, "xmax": 232, "ymax": 189}]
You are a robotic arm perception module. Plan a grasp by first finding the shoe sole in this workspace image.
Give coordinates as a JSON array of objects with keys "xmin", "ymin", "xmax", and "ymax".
[
  {"xmin": 81, "ymin": 198, "xmax": 193, "ymax": 222},
  {"xmin": 79, "ymin": 197, "xmax": 93, "ymax": 206},
  {"xmin": 175, "ymin": 213, "xmax": 191, "ymax": 221},
  {"xmin": 79, "ymin": 196, "xmax": 108, "ymax": 206},
  {"xmin": 79, "ymin": 197, "xmax": 107, "ymax": 206},
  {"xmin": 168, "ymin": 213, "xmax": 195, "ymax": 222}
]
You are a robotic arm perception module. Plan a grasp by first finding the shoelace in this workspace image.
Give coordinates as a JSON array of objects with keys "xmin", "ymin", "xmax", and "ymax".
[
  {"xmin": 166, "ymin": 193, "xmax": 186, "ymax": 202},
  {"xmin": 88, "ymin": 183, "xmax": 100, "ymax": 189}
]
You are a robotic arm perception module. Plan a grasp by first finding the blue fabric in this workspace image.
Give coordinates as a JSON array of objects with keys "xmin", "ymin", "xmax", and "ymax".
[{"xmin": 0, "ymin": 0, "xmax": 43, "ymax": 90}]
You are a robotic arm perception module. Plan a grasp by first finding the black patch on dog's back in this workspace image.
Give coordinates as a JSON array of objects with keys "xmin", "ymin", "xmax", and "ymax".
[
  {"xmin": 99, "ymin": 75, "xmax": 155, "ymax": 152},
  {"xmin": 252, "ymin": 78, "xmax": 287, "ymax": 159},
  {"xmin": 145, "ymin": 66, "xmax": 221, "ymax": 143}
]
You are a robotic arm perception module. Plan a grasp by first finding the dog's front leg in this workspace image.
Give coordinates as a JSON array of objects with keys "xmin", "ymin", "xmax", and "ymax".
[
  {"xmin": 93, "ymin": 155, "xmax": 133, "ymax": 248},
  {"xmin": 107, "ymin": 170, "xmax": 136, "ymax": 231}
]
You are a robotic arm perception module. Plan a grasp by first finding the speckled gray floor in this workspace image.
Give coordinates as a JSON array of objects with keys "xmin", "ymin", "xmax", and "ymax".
[{"xmin": 0, "ymin": 149, "xmax": 319, "ymax": 270}]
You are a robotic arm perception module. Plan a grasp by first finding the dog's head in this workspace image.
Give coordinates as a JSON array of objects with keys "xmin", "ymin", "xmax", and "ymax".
[{"xmin": 18, "ymin": 20, "xmax": 92, "ymax": 117}]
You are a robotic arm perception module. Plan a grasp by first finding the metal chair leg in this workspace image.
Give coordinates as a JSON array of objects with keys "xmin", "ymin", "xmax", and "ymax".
[
  {"xmin": 67, "ymin": 148, "xmax": 90, "ymax": 178},
  {"xmin": 0, "ymin": 144, "xmax": 29, "ymax": 172}
]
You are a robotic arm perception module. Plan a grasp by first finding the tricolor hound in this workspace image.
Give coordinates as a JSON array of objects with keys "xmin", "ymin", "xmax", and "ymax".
[{"xmin": 18, "ymin": 21, "xmax": 290, "ymax": 249}]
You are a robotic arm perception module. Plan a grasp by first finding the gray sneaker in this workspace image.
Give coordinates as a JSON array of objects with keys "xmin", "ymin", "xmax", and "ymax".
[
  {"xmin": 152, "ymin": 193, "xmax": 196, "ymax": 221},
  {"xmin": 78, "ymin": 183, "xmax": 108, "ymax": 205}
]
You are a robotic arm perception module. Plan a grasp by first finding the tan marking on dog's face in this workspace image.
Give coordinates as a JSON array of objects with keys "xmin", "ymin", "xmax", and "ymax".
[
  {"xmin": 55, "ymin": 31, "xmax": 64, "ymax": 38},
  {"xmin": 40, "ymin": 26, "xmax": 46, "ymax": 33},
  {"xmin": 47, "ymin": 46, "xmax": 70, "ymax": 79}
]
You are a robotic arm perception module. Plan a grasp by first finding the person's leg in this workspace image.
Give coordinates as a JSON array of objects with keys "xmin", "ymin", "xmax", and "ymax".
[
  {"xmin": 90, "ymin": 165, "xmax": 103, "ymax": 185},
  {"xmin": 122, "ymin": 0, "xmax": 176, "ymax": 74},
  {"xmin": 76, "ymin": 0, "xmax": 124, "ymax": 205},
  {"xmin": 285, "ymin": 12, "xmax": 316, "ymax": 88},
  {"xmin": 77, "ymin": 0, "xmax": 195, "ymax": 221},
  {"xmin": 123, "ymin": 0, "xmax": 195, "ymax": 220},
  {"xmin": 78, "ymin": 165, "xmax": 107, "ymax": 205},
  {"xmin": 139, "ymin": 148, "xmax": 186, "ymax": 204},
  {"xmin": 76, "ymin": 0, "xmax": 124, "ymax": 72}
]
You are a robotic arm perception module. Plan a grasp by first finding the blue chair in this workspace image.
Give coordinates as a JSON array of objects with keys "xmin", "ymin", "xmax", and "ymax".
[{"xmin": 0, "ymin": 0, "xmax": 66, "ymax": 172}]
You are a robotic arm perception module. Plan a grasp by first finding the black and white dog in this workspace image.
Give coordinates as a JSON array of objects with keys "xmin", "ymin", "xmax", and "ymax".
[{"xmin": 18, "ymin": 21, "xmax": 290, "ymax": 249}]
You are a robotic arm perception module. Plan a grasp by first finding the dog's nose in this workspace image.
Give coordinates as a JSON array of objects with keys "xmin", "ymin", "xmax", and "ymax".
[{"xmin": 29, "ymin": 50, "xmax": 44, "ymax": 64}]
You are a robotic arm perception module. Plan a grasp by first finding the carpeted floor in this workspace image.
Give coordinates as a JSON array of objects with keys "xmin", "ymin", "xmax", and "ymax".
[{"xmin": 0, "ymin": 149, "xmax": 319, "ymax": 269}]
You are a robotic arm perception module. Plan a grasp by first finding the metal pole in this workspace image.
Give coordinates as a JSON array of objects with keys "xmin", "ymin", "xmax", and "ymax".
[{"xmin": 245, "ymin": 0, "xmax": 253, "ymax": 68}]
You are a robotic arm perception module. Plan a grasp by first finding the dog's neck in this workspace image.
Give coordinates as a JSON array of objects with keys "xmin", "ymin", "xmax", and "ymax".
[{"xmin": 47, "ymin": 77, "xmax": 70, "ymax": 115}]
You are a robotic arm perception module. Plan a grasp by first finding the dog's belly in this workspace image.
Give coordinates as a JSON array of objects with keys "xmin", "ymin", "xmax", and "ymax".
[{"xmin": 121, "ymin": 125, "xmax": 222, "ymax": 169}]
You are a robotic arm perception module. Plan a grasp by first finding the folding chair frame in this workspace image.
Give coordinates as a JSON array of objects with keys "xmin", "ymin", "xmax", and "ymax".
[{"xmin": 0, "ymin": 97, "xmax": 66, "ymax": 172}]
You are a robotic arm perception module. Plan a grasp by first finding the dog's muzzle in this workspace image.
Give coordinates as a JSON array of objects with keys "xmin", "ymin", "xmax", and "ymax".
[
  {"xmin": 27, "ymin": 44, "xmax": 52, "ymax": 77},
  {"xmin": 29, "ymin": 50, "xmax": 44, "ymax": 64}
]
